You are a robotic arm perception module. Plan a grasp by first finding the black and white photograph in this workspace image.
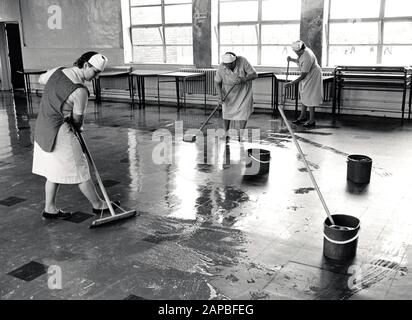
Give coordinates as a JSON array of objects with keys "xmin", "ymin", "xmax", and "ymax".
[{"xmin": 0, "ymin": 0, "xmax": 411, "ymax": 311}]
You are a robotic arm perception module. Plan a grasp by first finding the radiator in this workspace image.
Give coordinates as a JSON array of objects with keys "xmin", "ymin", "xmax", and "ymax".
[{"xmin": 179, "ymin": 68, "xmax": 217, "ymax": 95}]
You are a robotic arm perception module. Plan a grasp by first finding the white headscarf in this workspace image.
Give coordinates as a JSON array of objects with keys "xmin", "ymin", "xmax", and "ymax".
[
  {"xmin": 88, "ymin": 53, "xmax": 108, "ymax": 72},
  {"xmin": 222, "ymin": 52, "xmax": 236, "ymax": 64},
  {"xmin": 291, "ymin": 40, "xmax": 304, "ymax": 51}
]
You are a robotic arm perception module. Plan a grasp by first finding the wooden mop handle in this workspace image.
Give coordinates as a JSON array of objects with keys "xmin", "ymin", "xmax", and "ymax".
[
  {"xmin": 280, "ymin": 61, "xmax": 336, "ymax": 226},
  {"xmin": 199, "ymin": 84, "xmax": 237, "ymax": 132},
  {"xmin": 75, "ymin": 131, "xmax": 116, "ymax": 216}
]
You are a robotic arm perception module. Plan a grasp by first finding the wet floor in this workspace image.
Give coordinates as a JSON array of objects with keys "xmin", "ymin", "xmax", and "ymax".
[{"xmin": 0, "ymin": 91, "xmax": 411, "ymax": 300}]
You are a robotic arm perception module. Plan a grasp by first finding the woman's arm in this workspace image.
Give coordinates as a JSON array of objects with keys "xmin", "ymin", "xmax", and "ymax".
[
  {"xmin": 286, "ymin": 72, "xmax": 308, "ymax": 87},
  {"xmin": 38, "ymin": 67, "xmax": 60, "ymax": 85},
  {"xmin": 71, "ymin": 88, "xmax": 89, "ymax": 132}
]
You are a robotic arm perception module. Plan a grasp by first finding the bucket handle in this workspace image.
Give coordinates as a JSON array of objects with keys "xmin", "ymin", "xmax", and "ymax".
[
  {"xmin": 249, "ymin": 154, "xmax": 271, "ymax": 164},
  {"xmin": 323, "ymin": 233, "xmax": 359, "ymax": 245}
]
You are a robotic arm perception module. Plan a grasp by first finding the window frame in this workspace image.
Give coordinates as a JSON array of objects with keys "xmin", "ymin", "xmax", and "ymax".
[
  {"xmin": 217, "ymin": 0, "xmax": 301, "ymax": 66},
  {"xmin": 129, "ymin": 0, "xmax": 193, "ymax": 64},
  {"xmin": 325, "ymin": 0, "xmax": 412, "ymax": 66}
]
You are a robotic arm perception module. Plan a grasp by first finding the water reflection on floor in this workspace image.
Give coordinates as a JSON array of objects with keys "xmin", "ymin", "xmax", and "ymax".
[{"xmin": 0, "ymin": 92, "xmax": 411, "ymax": 300}]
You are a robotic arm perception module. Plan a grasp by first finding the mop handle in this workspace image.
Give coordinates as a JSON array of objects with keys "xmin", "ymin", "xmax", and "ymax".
[
  {"xmin": 199, "ymin": 84, "xmax": 237, "ymax": 132},
  {"xmin": 75, "ymin": 131, "xmax": 116, "ymax": 216},
  {"xmin": 280, "ymin": 61, "xmax": 336, "ymax": 226}
]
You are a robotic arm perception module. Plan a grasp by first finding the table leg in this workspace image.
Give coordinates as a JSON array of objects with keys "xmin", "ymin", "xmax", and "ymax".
[
  {"xmin": 157, "ymin": 76, "xmax": 160, "ymax": 108},
  {"xmin": 27, "ymin": 74, "xmax": 31, "ymax": 94},
  {"xmin": 408, "ymin": 83, "xmax": 411, "ymax": 120},
  {"xmin": 337, "ymin": 81, "xmax": 341, "ymax": 115},
  {"xmin": 175, "ymin": 78, "xmax": 180, "ymax": 110},
  {"xmin": 142, "ymin": 77, "xmax": 146, "ymax": 109},
  {"xmin": 130, "ymin": 75, "xmax": 134, "ymax": 107},
  {"xmin": 271, "ymin": 75, "xmax": 274, "ymax": 118},
  {"xmin": 204, "ymin": 74, "xmax": 207, "ymax": 114},
  {"xmin": 401, "ymin": 81, "xmax": 406, "ymax": 124},
  {"xmin": 295, "ymin": 84, "xmax": 299, "ymax": 118},
  {"xmin": 24, "ymin": 74, "xmax": 29, "ymax": 94}
]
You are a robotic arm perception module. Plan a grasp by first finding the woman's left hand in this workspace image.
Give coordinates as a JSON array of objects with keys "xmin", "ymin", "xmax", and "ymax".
[{"xmin": 235, "ymin": 76, "xmax": 247, "ymax": 84}]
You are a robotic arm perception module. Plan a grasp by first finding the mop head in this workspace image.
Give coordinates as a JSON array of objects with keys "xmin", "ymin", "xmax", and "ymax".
[
  {"xmin": 89, "ymin": 210, "xmax": 139, "ymax": 228},
  {"xmin": 183, "ymin": 134, "xmax": 197, "ymax": 143}
]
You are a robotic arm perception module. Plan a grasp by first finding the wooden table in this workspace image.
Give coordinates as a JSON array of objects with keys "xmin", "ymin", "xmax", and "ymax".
[
  {"xmin": 157, "ymin": 71, "xmax": 207, "ymax": 111},
  {"xmin": 333, "ymin": 66, "xmax": 412, "ymax": 123},
  {"xmin": 257, "ymin": 71, "xmax": 276, "ymax": 116},
  {"xmin": 275, "ymin": 74, "xmax": 334, "ymax": 118},
  {"xmin": 93, "ymin": 69, "xmax": 132, "ymax": 102},
  {"xmin": 130, "ymin": 70, "xmax": 166, "ymax": 108},
  {"xmin": 17, "ymin": 69, "xmax": 47, "ymax": 94}
]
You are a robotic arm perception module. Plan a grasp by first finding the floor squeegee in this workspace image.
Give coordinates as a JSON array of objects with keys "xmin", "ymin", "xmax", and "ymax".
[{"xmin": 75, "ymin": 130, "xmax": 138, "ymax": 228}]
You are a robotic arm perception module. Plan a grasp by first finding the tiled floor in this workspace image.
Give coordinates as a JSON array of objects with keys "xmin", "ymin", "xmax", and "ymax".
[{"xmin": 0, "ymin": 91, "xmax": 411, "ymax": 300}]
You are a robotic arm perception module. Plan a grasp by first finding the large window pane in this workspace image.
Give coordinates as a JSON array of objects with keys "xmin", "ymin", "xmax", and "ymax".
[
  {"xmin": 328, "ymin": 45, "xmax": 378, "ymax": 66},
  {"xmin": 384, "ymin": 0, "xmax": 412, "ymax": 17},
  {"xmin": 165, "ymin": 26, "xmax": 192, "ymax": 45},
  {"xmin": 262, "ymin": 0, "xmax": 301, "ymax": 21},
  {"xmin": 132, "ymin": 27, "xmax": 163, "ymax": 45},
  {"xmin": 133, "ymin": 46, "xmax": 163, "ymax": 63},
  {"xmin": 131, "ymin": 0, "xmax": 160, "ymax": 5},
  {"xmin": 166, "ymin": 46, "xmax": 193, "ymax": 64},
  {"xmin": 330, "ymin": 0, "xmax": 380, "ymax": 19},
  {"xmin": 261, "ymin": 24, "xmax": 300, "ymax": 44},
  {"xmin": 381, "ymin": 46, "xmax": 412, "ymax": 65},
  {"xmin": 220, "ymin": 46, "xmax": 258, "ymax": 65},
  {"xmin": 220, "ymin": 1, "xmax": 258, "ymax": 22},
  {"xmin": 261, "ymin": 46, "xmax": 295, "ymax": 66},
  {"xmin": 384, "ymin": 22, "xmax": 412, "ymax": 44},
  {"xmin": 220, "ymin": 25, "xmax": 258, "ymax": 45},
  {"xmin": 165, "ymin": 4, "xmax": 192, "ymax": 23},
  {"xmin": 329, "ymin": 22, "xmax": 378, "ymax": 44},
  {"xmin": 131, "ymin": 6, "xmax": 162, "ymax": 25}
]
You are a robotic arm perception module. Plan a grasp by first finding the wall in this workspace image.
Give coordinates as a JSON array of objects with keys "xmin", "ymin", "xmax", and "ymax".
[
  {"xmin": 300, "ymin": 0, "xmax": 324, "ymax": 65},
  {"xmin": 193, "ymin": 0, "xmax": 212, "ymax": 68},
  {"xmin": 19, "ymin": 0, "xmax": 124, "ymax": 69},
  {"xmin": 0, "ymin": 0, "xmax": 20, "ymax": 21}
]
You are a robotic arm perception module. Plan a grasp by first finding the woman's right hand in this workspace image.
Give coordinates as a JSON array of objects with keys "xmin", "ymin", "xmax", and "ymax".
[
  {"xmin": 218, "ymin": 95, "xmax": 223, "ymax": 106},
  {"xmin": 287, "ymin": 56, "xmax": 293, "ymax": 62}
]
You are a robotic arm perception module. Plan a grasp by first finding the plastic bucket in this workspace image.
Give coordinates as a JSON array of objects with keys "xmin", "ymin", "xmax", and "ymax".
[
  {"xmin": 323, "ymin": 214, "xmax": 360, "ymax": 261},
  {"xmin": 245, "ymin": 149, "xmax": 270, "ymax": 176},
  {"xmin": 347, "ymin": 154, "xmax": 372, "ymax": 184}
]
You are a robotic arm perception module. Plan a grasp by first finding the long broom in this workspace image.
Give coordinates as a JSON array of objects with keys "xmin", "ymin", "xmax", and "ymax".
[
  {"xmin": 183, "ymin": 83, "xmax": 237, "ymax": 143},
  {"xmin": 278, "ymin": 62, "xmax": 337, "ymax": 227},
  {"xmin": 75, "ymin": 130, "xmax": 138, "ymax": 228}
]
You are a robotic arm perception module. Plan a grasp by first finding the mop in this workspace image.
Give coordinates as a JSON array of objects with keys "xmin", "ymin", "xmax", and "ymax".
[
  {"xmin": 278, "ymin": 63, "xmax": 354, "ymax": 231},
  {"xmin": 183, "ymin": 84, "xmax": 237, "ymax": 143},
  {"xmin": 74, "ymin": 130, "xmax": 138, "ymax": 228}
]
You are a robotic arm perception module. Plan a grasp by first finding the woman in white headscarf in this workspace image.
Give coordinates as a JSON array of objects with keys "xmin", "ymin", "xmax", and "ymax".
[
  {"xmin": 214, "ymin": 52, "xmax": 258, "ymax": 141},
  {"xmin": 32, "ymin": 51, "xmax": 119, "ymax": 220},
  {"xmin": 285, "ymin": 40, "xmax": 323, "ymax": 127}
]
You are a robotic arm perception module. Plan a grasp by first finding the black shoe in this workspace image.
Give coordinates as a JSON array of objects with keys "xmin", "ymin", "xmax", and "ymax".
[
  {"xmin": 303, "ymin": 121, "xmax": 316, "ymax": 128},
  {"xmin": 42, "ymin": 210, "xmax": 72, "ymax": 219},
  {"xmin": 292, "ymin": 118, "xmax": 307, "ymax": 124},
  {"xmin": 92, "ymin": 201, "xmax": 121, "ymax": 215}
]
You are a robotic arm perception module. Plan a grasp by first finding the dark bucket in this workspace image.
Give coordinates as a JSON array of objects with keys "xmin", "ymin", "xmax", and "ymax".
[
  {"xmin": 347, "ymin": 154, "xmax": 372, "ymax": 184},
  {"xmin": 245, "ymin": 148, "xmax": 270, "ymax": 176},
  {"xmin": 323, "ymin": 214, "xmax": 360, "ymax": 261}
]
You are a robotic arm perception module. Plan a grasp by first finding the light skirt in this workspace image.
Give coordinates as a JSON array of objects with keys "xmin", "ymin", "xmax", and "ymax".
[{"xmin": 32, "ymin": 122, "xmax": 91, "ymax": 184}]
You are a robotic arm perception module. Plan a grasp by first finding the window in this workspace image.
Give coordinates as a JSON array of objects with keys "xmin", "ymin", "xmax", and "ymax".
[
  {"xmin": 128, "ymin": 0, "xmax": 193, "ymax": 64},
  {"xmin": 326, "ymin": 0, "xmax": 412, "ymax": 66},
  {"xmin": 213, "ymin": 0, "xmax": 301, "ymax": 66}
]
